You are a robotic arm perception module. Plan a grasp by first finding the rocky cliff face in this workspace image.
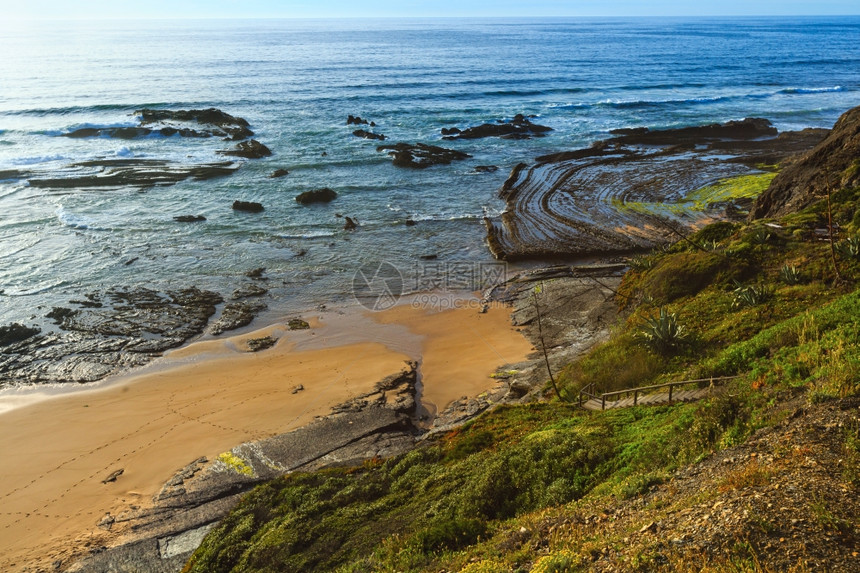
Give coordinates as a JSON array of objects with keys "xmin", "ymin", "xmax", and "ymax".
[{"xmin": 752, "ymin": 105, "xmax": 860, "ymax": 219}]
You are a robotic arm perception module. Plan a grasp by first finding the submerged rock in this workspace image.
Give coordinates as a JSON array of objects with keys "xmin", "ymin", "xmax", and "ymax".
[
  {"xmin": 269, "ymin": 168, "xmax": 290, "ymax": 178},
  {"xmin": 377, "ymin": 142, "xmax": 471, "ymax": 169},
  {"xmin": 343, "ymin": 216, "xmax": 358, "ymax": 230},
  {"xmin": 296, "ymin": 188, "xmax": 338, "ymax": 205},
  {"xmin": 28, "ymin": 159, "xmax": 237, "ymax": 189}
]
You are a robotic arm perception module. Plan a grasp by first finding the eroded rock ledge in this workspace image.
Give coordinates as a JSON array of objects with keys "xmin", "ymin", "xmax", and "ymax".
[{"xmin": 485, "ymin": 119, "xmax": 827, "ymax": 261}]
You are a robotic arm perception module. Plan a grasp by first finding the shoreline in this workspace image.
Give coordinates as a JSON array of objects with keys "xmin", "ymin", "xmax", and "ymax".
[{"xmin": 0, "ymin": 293, "xmax": 534, "ymax": 572}]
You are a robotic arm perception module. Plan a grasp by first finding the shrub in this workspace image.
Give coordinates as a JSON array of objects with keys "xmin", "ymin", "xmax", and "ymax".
[
  {"xmin": 835, "ymin": 236, "xmax": 860, "ymax": 260},
  {"xmin": 731, "ymin": 281, "xmax": 772, "ymax": 309},
  {"xmin": 413, "ymin": 517, "xmax": 486, "ymax": 553},
  {"xmin": 636, "ymin": 307, "xmax": 686, "ymax": 354},
  {"xmin": 639, "ymin": 251, "xmax": 743, "ymax": 304},
  {"xmin": 779, "ymin": 264, "xmax": 802, "ymax": 285}
]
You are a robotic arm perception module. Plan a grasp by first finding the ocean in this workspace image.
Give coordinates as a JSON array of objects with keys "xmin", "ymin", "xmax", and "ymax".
[{"xmin": 1, "ymin": 16, "xmax": 859, "ymax": 329}]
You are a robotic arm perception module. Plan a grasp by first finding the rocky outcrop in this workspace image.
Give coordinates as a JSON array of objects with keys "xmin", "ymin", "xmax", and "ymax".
[
  {"xmin": 377, "ymin": 142, "xmax": 471, "ymax": 169},
  {"xmin": 347, "ymin": 115, "xmax": 375, "ymax": 126},
  {"xmin": 136, "ymin": 108, "xmax": 254, "ymax": 140},
  {"xmin": 296, "ymin": 188, "xmax": 338, "ymax": 204},
  {"xmin": 232, "ymin": 200, "xmax": 264, "ymax": 213},
  {"xmin": 219, "ymin": 139, "xmax": 272, "ymax": 159},
  {"xmin": 752, "ymin": 104, "xmax": 860, "ymax": 219},
  {"xmin": 174, "ymin": 215, "xmax": 206, "ymax": 223},
  {"xmin": 353, "ymin": 129, "xmax": 385, "ymax": 141},
  {"xmin": 485, "ymin": 119, "xmax": 826, "ymax": 261},
  {"xmin": 209, "ymin": 300, "xmax": 266, "ymax": 336},
  {"xmin": 0, "ymin": 287, "xmax": 222, "ymax": 386},
  {"xmin": 269, "ymin": 168, "xmax": 289, "ymax": 178},
  {"xmin": 606, "ymin": 117, "xmax": 778, "ymax": 145},
  {"xmin": 442, "ymin": 114, "xmax": 553, "ymax": 140}
]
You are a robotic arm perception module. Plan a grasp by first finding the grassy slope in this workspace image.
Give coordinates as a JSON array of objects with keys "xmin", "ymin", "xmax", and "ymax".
[{"xmin": 184, "ymin": 179, "xmax": 860, "ymax": 573}]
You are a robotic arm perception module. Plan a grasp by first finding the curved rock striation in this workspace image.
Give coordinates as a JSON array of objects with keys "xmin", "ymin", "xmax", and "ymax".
[{"xmin": 486, "ymin": 119, "xmax": 826, "ymax": 260}]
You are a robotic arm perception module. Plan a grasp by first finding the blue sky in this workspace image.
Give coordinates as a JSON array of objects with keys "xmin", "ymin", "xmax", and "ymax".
[{"xmin": 2, "ymin": 0, "xmax": 858, "ymax": 19}]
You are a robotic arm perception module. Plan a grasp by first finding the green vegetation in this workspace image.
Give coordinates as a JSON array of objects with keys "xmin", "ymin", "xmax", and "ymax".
[
  {"xmin": 186, "ymin": 177, "xmax": 860, "ymax": 572},
  {"xmin": 615, "ymin": 171, "xmax": 777, "ymax": 217}
]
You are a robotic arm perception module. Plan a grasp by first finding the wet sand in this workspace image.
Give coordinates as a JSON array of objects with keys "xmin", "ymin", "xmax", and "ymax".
[{"xmin": 0, "ymin": 299, "xmax": 531, "ymax": 571}]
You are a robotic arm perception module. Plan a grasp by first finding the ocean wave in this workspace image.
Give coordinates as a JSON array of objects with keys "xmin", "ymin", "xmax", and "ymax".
[
  {"xmin": 276, "ymin": 230, "xmax": 338, "ymax": 240},
  {"xmin": 55, "ymin": 206, "xmax": 103, "ymax": 231},
  {"xmin": 779, "ymin": 86, "xmax": 843, "ymax": 94},
  {"xmin": 12, "ymin": 154, "xmax": 66, "ymax": 166},
  {"xmin": 2, "ymin": 102, "xmax": 202, "ymax": 117},
  {"xmin": 408, "ymin": 213, "xmax": 482, "ymax": 222}
]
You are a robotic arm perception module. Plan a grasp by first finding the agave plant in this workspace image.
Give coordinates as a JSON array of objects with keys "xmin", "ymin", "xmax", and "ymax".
[
  {"xmin": 637, "ymin": 307, "xmax": 686, "ymax": 353},
  {"xmin": 779, "ymin": 264, "xmax": 802, "ymax": 285},
  {"xmin": 629, "ymin": 254, "xmax": 655, "ymax": 271},
  {"xmin": 750, "ymin": 227, "xmax": 772, "ymax": 246},
  {"xmin": 732, "ymin": 281, "xmax": 772, "ymax": 309},
  {"xmin": 835, "ymin": 237, "xmax": 860, "ymax": 260}
]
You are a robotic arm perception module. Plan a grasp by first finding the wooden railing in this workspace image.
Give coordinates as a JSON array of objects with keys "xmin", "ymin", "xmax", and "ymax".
[{"xmin": 578, "ymin": 376, "xmax": 739, "ymax": 410}]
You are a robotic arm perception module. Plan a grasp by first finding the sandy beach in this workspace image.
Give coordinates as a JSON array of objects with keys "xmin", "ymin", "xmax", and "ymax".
[{"xmin": 0, "ymin": 298, "xmax": 532, "ymax": 571}]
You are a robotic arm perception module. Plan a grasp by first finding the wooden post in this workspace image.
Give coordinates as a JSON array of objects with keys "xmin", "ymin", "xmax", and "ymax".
[
  {"xmin": 668, "ymin": 384, "xmax": 673, "ymax": 403},
  {"xmin": 634, "ymin": 390, "xmax": 638, "ymax": 406},
  {"xmin": 601, "ymin": 395, "xmax": 606, "ymax": 410}
]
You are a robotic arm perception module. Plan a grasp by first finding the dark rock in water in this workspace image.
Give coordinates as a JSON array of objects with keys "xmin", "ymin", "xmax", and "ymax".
[
  {"xmin": 0, "ymin": 169, "xmax": 26, "ymax": 181},
  {"xmin": 474, "ymin": 165, "xmax": 499, "ymax": 173},
  {"xmin": 607, "ymin": 117, "xmax": 778, "ymax": 146},
  {"xmin": 136, "ymin": 108, "xmax": 254, "ymax": 140},
  {"xmin": 219, "ymin": 139, "xmax": 272, "ymax": 159},
  {"xmin": 352, "ymin": 129, "xmax": 385, "ymax": 141},
  {"xmin": 269, "ymin": 168, "xmax": 290, "ymax": 178},
  {"xmin": 753, "ymin": 105, "xmax": 860, "ymax": 219},
  {"xmin": 232, "ymin": 200, "xmax": 264, "ymax": 213},
  {"xmin": 321, "ymin": 151, "xmax": 328, "ymax": 157},
  {"xmin": 377, "ymin": 142, "xmax": 471, "ymax": 169},
  {"xmin": 288, "ymin": 318, "xmax": 310, "ymax": 330},
  {"xmin": 210, "ymin": 300, "xmax": 267, "ymax": 336},
  {"xmin": 245, "ymin": 267, "xmax": 266, "ymax": 279},
  {"xmin": 246, "ymin": 336, "xmax": 277, "ymax": 352},
  {"xmin": 405, "ymin": 219, "xmax": 416, "ymax": 226},
  {"xmin": 347, "ymin": 115, "xmax": 370, "ymax": 125},
  {"xmin": 442, "ymin": 114, "xmax": 553, "ymax": 140},
  {"xmin": 419, "ymin": 254, "xmax": 438, "ymax": 260},
  {"xmin": 296, "ymin": 188, "xmax": 337, "ymax": 204},
  {"xmin": 231, "ymin": 283, "xmax": 268, "ymax": 300},
  {"xmin": 47, "ymin": 307, "xmax": 79, "ymax": 326},
  {"xmin": 28, "ymin": 159, "xmax": 237, "ymax": 189},
  {"xmin": 343, "ymin": 216, "xmax": 358, "ymax": 230},
  {"xmin": 0, "ymin": 323, "xmax": 41, "ymax": 346},
  {"xmin": 174, "ymin": 215, "xmax": 206, "ymax": 223}
]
